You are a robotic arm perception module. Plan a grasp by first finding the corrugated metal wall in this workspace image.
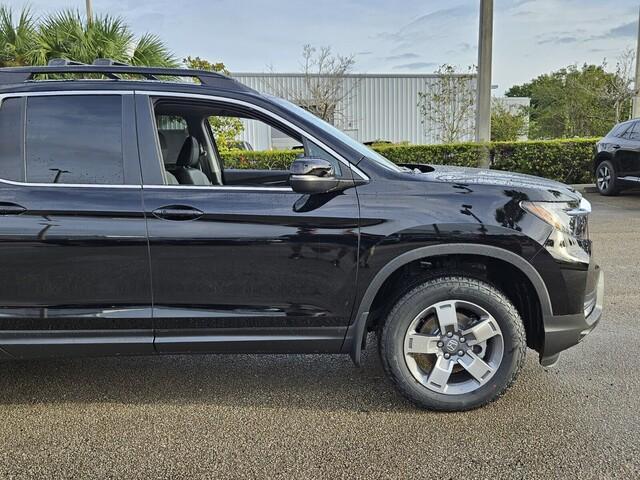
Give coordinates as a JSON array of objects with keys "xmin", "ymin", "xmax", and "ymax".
[{"xmin": 231, "ymin": 73, "xmax": 529, "ymax": 150}]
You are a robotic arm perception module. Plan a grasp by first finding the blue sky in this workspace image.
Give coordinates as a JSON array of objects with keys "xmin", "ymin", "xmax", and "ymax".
[{"xmin": 9, "ymin": 0, "xmax": 640, "ymax": 92}]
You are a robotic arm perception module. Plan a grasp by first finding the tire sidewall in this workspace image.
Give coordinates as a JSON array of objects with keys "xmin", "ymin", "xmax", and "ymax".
[{"xmin": 381, "ymin": 278, "xmax": 524, "ymax": 411}]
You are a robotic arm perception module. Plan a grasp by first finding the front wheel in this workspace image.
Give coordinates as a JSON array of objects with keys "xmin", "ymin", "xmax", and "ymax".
[
  {"xmin": 596, "ymin": 160, "xmax": 620, "ymax": 196},
  {"xmin": 379, "ymin": 276, "xmax": 526, "ymax": 411}
]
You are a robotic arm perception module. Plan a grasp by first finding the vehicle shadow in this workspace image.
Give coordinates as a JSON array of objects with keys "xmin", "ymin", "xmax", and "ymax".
[
  {"xmin": 0, "ymin": 336, "xmax": 556, "ymax": 414},
  {"xmin": 0, "ymin": 335, "xmax": 419, "ymax": 413},
  {"xmin": 615, "ymin": 188, "xmax": 640, "ymax": 196}
]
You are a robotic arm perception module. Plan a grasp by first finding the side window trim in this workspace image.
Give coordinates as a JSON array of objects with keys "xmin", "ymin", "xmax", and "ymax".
[
  {"xmin": 147, "ymin": 102, "xmax": 174, "ymax": 185},
  {"xmin": 200, "ymin": 117, "xmax": 224, "ymax": 184},
  {"xmin": 0, "ymin": 96, "xmax": 26, "ymax": 182},
  {"xmin": 0, "ymin": 91, "xmax": 141, "ymax": 189}
]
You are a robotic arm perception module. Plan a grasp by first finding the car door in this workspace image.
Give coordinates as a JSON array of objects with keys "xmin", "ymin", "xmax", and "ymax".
[
  {"xmin": 134, "ymin": 92, "xmax": 360, "ymax": 354},
  {"xmin": 0, "ymin": 92, "xmax": 153, "ymax": 358},
  {"xmin": 615, "ymin": 121, "xmax": 640, "ymax": 177}
]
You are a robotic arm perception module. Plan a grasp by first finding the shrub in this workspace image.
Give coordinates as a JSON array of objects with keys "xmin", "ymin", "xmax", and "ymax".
[
  {"xmin": 491, "ymin": 102, "xmax": 528, "ymax": 141},
  {"xmin": 221, "ymin": 138, "xmax": 598, "ymax": 184},
  {"xmin": 222, "ymin": 149, "xmax": 298, "ymax": 170},
  {"xmin": 373, "ymin": 143, "xmax": 486, "ymax": 168},
  {"xmin": 491, "ymin": 139, "xmax": 598, "ymax": 184}
]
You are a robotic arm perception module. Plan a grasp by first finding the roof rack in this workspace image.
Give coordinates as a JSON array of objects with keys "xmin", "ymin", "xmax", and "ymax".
[
  {"xmin": 48, "ymin": 58, "xmax": 87, "ymax": 67},
  {"xmin": 0, "ymin": 58, "xmax": 251, "ymax": 91}
]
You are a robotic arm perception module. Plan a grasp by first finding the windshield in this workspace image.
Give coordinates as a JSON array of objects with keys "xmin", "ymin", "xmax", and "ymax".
[{"xmin": 268, "ymin": 95, "xmax": 402, "ymax": 172}]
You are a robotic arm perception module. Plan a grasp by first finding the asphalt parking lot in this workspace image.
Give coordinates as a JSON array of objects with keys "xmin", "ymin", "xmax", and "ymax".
[{"xmin": 0, "ymin": 191, "xmax": 639, "ymax": 479}]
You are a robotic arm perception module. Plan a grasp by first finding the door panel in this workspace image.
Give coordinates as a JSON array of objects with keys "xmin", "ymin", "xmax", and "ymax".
[
  {"xmin": 143, "ymin": 187, "xmax": 360, "ymax": 353},
  {"xmin": 0, "ymin": 184, "xmax": 153, "ymax": 358}
]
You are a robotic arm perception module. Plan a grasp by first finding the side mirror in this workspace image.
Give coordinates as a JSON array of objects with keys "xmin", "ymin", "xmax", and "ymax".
[{"xmin": 289, "ymin": 158, "xmax": 339, "ymax": 194}]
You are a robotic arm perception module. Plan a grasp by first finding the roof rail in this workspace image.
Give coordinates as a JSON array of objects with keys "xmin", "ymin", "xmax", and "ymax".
[{"xmin": 0, "ymin": 60, "xmax": 251, "ymax": 91}]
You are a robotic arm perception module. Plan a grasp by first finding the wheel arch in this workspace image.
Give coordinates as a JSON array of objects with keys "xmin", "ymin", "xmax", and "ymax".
[
  {"xmin": 594, "ymin": 151, "xmax": 613, "ymax": 173},
  {"xmin": 344, "ymin": 243, "xmax": 553, "ymax": 365}
]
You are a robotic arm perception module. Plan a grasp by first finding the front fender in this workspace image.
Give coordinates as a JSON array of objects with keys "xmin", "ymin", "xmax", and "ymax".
[{"xmin": 341, "ymin": 243, "xmax": 553, "ymax": 365}]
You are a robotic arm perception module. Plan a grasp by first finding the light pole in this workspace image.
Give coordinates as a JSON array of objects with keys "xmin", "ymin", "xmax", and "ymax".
[
  {"xmin": 475, "ymin": 0, "xmax": 493, "ymax": 167},
  {"xmin": 86, "ymin": 0, "xmax": 93, "ymax": 24},
  {"xmin": 633, "ymin": 6, "xmax": 640, "ymax": 119}
]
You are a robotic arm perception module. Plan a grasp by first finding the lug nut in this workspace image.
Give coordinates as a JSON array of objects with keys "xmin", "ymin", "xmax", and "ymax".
[
  {"xmin": 458, "ymin": 350, "xmax": 464, "ymax": 356},
  {"xmin": 447, "ymin": 332, "xmax": 453, "ymax": 338},
  {"xmin": 444, "ymin": 353, "xmax": 451, "ymax": 359},
  {"xmin": 460, "ymin": 337, "xmax": 466, "ymax": 343},
  {"xmin": 437, "ymin": 341, "xmax": 444, "ymax": 347}
]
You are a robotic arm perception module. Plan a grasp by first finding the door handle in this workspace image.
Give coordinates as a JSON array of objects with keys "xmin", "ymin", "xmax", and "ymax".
[
  {"xmin": 0, "ymin": 202, "xmax": 26, "ymax": 215},
  {"xmin": 152, "ymin": 205, "xmax": 204, "ymax": 221}
]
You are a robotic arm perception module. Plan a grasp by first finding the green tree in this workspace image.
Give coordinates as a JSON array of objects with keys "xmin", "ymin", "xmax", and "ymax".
[
  {"xmin": 491, "ymin": 101, "xmax": 527, "ymax": 141},
  {"xmin": 183, "ymin": 56, "xmax": 244, "ymax": 150},
  {"xmin": 0, "ymin": 5, "xmax": 36, "ymax": 67},
  {"xmin": 0, "ymin": 5, "xmax": 176, "ymax": 67},
  {"xmin": 30, "ymin": 10, "xmax": 177, "ymax": 66},
  {"xmin": 506, "ymin": 63, "xmax": 623, "ymax": 139},
  {"xmin": 183, "ymin": 55, "xmax": 228, "ymax": 75},
  {"xmin": 418, "ymin": 64, "xmax": 476, "ymax": 143}
]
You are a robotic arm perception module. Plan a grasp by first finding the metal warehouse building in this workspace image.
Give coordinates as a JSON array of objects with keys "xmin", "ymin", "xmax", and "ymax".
[{"xmin": 231, "ymin": 73, "xmax": 529, "ymax": 150}]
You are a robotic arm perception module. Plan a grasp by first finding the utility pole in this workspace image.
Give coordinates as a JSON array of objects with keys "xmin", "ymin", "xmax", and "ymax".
[
  {"xmin": 475, "ymin": 0, "xmax": 493, "ymax": 167},
  {"xmin": 86, "ymin": 0, "xmax": 93, "ymax": 25},
  {"xmin": 633, "ymin": 5, "xmax": 640, "ymax": 119}
]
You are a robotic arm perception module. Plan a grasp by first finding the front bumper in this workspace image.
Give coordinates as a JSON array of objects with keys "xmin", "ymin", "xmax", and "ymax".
[{"xmin": 539, "ymin": 264, "xmax": 604, "ymax": 367}]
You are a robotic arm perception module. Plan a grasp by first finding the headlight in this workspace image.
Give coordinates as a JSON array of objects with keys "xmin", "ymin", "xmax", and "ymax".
[
  {"xmin": 521, "ymin": 198, "xmax": 591, "ymax": 263},
  {"xmin": 520, "ymin": 198, "xmax": 590, "ymax": 238}
]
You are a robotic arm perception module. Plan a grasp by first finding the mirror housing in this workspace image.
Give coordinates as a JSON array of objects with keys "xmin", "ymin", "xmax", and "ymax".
[{"xmin": 289, "ymin": 158, "xmax": 340, "ymax": 194}]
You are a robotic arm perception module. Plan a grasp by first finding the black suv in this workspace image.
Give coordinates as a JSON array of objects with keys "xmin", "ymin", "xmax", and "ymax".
[
  {"xmin": 595, "ymin": 119, "xmax": 640, "ymax": 195},
  {"xmin": 0, "ymin": 61, "xmax": 603, "ymax": 411}
]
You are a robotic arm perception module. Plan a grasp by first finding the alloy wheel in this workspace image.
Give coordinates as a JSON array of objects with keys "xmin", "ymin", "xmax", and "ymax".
[
  {"xmin": 403, "ymin": 300, "xmax": 504, "ymax": 395},
  {"xmin": 597, "ymin": 164, "xmax": 611, "ymax": 191}
]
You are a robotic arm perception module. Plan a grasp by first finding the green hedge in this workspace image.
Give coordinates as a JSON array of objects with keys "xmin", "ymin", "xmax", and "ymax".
[
  {"xmin": 222, "ymin": 149, "xmax": 299, "ymax": 170},
  {"xmin": 221, "ymin": 138, "xmax": 598, "ymax": 184},
  {"xmin": 491, "ymin": 139, "xmax": 598, "ymax": 184}
]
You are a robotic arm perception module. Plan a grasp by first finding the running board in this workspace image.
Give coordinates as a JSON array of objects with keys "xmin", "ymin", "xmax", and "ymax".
[{"xmin": 619, "ymin": 176, "xmax": 640, "ymax": 182}]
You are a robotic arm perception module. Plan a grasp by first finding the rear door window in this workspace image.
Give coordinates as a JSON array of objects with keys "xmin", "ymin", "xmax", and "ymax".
[{"xmin": 25, "ymin": 95, "xmax": 125, "ymax": 184}]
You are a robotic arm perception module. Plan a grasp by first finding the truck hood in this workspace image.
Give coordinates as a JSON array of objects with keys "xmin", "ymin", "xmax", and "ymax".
[{"xmin": 410, "ymin": 164, "xmax": 582, "ymax": 202}]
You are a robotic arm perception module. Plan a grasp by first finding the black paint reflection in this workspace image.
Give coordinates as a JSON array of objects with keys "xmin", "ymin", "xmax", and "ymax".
[{"xmin": 495, "ymin": 190, "xmax": 530, "ymax": 232}]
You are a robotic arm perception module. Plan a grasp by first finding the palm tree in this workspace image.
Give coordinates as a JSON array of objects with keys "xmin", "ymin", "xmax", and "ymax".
[
  {"xmin": 0, "ymin": 6, "xmax": 37, "ymax": 67},
  {"xmin": 31, "ymin": 10, "xmax": 177, "ymax": 67}
]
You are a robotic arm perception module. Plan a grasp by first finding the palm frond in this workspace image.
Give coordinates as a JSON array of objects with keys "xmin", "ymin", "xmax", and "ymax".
[
  {"xmin": 31, "ymin": 9, "xmax": 139, "ymax": 66},
  {"xmin": 33, "ymin": 10, "xmax": 87, "ymax": 64},
  {"xmin": 0, "ymin": 6, "xmax": 177, "ymax": 69},
  {"xmin": 89, "ymin": 14, "xmax": 133, "ymax": 63},
  {"xmin": 130, "ymin": 33, "xmax": 177, "ymax": 67},
  {"xmin": 0, "ymin": 5, "xmax": 37, "ymax": 66}
]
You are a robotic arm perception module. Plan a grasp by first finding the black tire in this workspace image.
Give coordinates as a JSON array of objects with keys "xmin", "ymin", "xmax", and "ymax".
[
  {"xmin": 379, "ymin": 276, "xmax": 526, "ymax": 411},
  {"xmin": 596, "ymin": 159, "xmax": 620, "ymax": 196}
]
